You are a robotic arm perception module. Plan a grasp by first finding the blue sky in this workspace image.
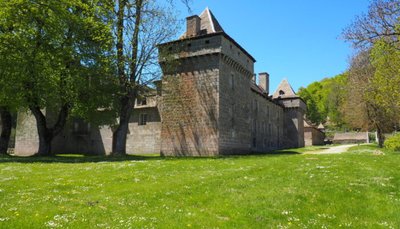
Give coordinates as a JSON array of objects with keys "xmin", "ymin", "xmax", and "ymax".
[{"xmin": 175, "ymin": 0, "xmax": 370, "ymax": 92}]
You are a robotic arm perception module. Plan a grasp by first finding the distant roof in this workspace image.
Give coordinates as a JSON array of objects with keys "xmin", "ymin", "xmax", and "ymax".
[
  {"xmin": 317, "ymin": 123, "xmax": 325, "ymax": 130},
  {"xmin": 273, "ymin": 79, "xmax": 298, "ymax": 99},
  {"xmin": 304, "ymin": 120, "xmax": 313, "ymax": 128},
  {"xmin": 181, "ymin": 7, "xmax": 224, "ymax": 38}
]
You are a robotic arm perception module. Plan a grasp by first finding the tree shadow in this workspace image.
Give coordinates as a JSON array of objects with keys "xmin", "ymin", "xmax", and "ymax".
[
  {"xmin": 0, "ymin": 154, "xmax": 163, "ymax": 164},
  {"xmin": 0, "ymin": 148, "xmax": 303, "ymax": 164},
  {"xmin": 248, "ymin": 151, "xmax": 301, "ymax": 156}
]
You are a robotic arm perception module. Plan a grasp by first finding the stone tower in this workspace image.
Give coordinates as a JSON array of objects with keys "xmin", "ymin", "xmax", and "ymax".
[
  {"xmin": 158, "ymin": 8, "xmax": 256, "ymax": 156},
  {"xmin": 273, "ymin": 79, "xmax": 306, "ymax": 148}
]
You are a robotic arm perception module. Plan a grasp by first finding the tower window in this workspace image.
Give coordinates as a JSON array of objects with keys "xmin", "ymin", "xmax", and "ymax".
[
  {"xmin": 139, "ymin": 113, "xmax": 148, "ymax": 126},
  {"xmin": 138, "ymin": 98, "xmax": 147, "ymax": 106},
  {"xmin": 230, "ymin": 74, "xmax": 234, "ymax": 90},
  {"xmin": 279, "ymin": 90, "xmax": 285, "ymax": 96}
]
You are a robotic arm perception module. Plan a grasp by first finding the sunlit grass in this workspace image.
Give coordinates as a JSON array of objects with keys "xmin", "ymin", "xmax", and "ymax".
[{"xmin": 0, "ymin": 144, "xmax": 399, "ymax": 228}]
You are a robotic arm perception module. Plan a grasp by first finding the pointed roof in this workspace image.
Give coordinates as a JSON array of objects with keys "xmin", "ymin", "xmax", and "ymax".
[
  {"xmin": 273, "ymin": 79, "xmax": 297, "ymax": 98},
  {"xmin": 181, "ymin": 8, "xmax": 224, "ymax": 38},
  {"xmin": 317, "ymin": 123, "xmax": 325, "ymax": 130},
  {"xmin": 199, "ymin": 7, "xmax": 224, "ymax": 34}
]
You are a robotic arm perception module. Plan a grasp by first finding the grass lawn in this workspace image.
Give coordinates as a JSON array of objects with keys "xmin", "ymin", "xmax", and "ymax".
[{"xmin": 0, "ymin": 144, "xmax": 399, "ymax": 228}]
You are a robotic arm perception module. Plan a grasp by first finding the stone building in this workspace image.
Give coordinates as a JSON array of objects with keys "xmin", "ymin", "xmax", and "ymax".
[
  {"xmin": 304, "ymin": 120, "xmax": 325, "ymax": 146},
  {"xmin": 14, "ymin": 8, "xmax": 305, "ymax": 156}
]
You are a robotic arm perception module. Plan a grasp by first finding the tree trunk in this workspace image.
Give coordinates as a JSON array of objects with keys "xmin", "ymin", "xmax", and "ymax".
[
  {"xmin": 0, "ymin": 107, "xmax": 12, "ymax": 155},
  {"xmin": 376, "ymin": 125, "xmax": 385, "ymax": 148},
  {"xmin": 112, "ymin": 96, "xmax": 133, "ymax": 155},
  {"xmin": 29, "ymin": 104, "xmax": 69, "ymax": 156}
]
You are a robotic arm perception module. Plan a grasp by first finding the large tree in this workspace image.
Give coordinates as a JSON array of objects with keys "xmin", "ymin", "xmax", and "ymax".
[
  {"xmin": 343, "ymin": 0, "xmax": 400, "ymax": 49},
  {"xmin": 0, "ymin": 107, "xmax": 12, "ymax": 155},
  {"xmin": 343, "ymin": 0, "xmax": 400, "ymax": 146},
  {"xmin": 343, "ymin": 50, "xmax": 398, "ymax": 147},
  {"xmin": 111, "ymin": 0, "xmax": 188, "ymax": 155},
  {"xmin": 0, "ymin": 0, "xmax": 114, "ymax": 155}
]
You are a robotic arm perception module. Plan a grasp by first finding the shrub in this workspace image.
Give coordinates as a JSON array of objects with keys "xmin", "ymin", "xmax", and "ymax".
[{"xmin": 384, "ymin": 133, "xmax": 400, "ymax": 151}]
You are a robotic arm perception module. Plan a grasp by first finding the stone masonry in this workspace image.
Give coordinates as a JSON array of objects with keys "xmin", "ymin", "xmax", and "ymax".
[
  {"xmin": 14, "ymin": 8, "xmax": 305, "ymax": 156},
  {"xmin": 158, "ymin": 8, "xmax": 306, "ymax": 156}
]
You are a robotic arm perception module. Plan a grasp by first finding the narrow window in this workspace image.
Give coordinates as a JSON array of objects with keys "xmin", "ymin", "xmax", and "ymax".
[
  {"xmin": 205, "ymin": 40, "xmax": 210, "ymax": 44},
  {"xmin": 230, "ymin": 103, "xmax": 235, "ymax": 127},
  {"xmin": 138, "ymin": 97, "xmax": 147, "ymax": 106},
  {"xmin": 269, "ymin": 123, "xmax": 272, "ymax": 135},
  {"xmin": 230, "ymin": 74, "xmax": 234, "ymax": 90},
  {"xmin": 262, "ymin": 121, "xmax": 265, "ymax": 134},
  {"xmin": 139, "ymin": 113, "xmax": 148, "ymax": 126}
]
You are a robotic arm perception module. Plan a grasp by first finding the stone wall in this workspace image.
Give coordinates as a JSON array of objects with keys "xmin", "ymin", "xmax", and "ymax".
[
  {"xmin": 14, "ymin": 111, "xmax": 39, "ymax": 156},
  {"xmin": 160, "ymin": 53, "xmax": 220, "ymax": 156},
  {"xmin": 248, "ymin": 92, "xmax": 285, "ymax": 153},
  {"xmin": 159, "ymin": 34, "xmax": 290, "ymax": 156},
  {"xmin": 218, "ymin": 37, "xmax": 254, "ymax": 154},
  {"xmin": 282, "ymin": 108, "xmax": 305, "ymax": 148},
  {"xmin": 15, "ymin": 105, "xmax": 162, "ymax": 156},
  {"xmin": 333, "ymin": 132, "xmax": 368, "ymax": 144},
  {"xmin": 126, "ymin": 107, "xmax": 161, "ymax": 154},
  {"xmin": 304, "ymin": 127, "xmax": 325, "ymax": 146}
]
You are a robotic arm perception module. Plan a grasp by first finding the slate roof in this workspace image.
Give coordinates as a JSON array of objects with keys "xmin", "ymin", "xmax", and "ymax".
[
  {"xmin": 272, "ymin": 79, "xmax": 298, "ymax": 99},
  {"xmin": 199, "ymin": 7, "xmax": 224, "ymax": 34},
  {"xmin": 181, "ymin": 7, "xmax": 224, "ymax": 38}
]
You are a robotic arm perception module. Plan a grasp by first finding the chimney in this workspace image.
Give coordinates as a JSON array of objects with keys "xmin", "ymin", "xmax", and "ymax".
[
  {"xmin": 186, "ymin": 15, "xmax": 201, "ymax": 37},
  {"xmin": 258, "ymin": 72, "xmax": 269, "ymax": 95}
]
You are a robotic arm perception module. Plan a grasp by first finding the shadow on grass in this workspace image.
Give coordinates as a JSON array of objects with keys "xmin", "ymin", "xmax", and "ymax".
[
  {"xmin": 0, "ymin": 148, "xmax": 306, "ymax": 164},
  {"xmin": 0, "ymin": 150, "xmax": 300, "ymax": 163},
  {"xmin": 0, "ymin": 154, "xmax": 164, "ymax": 164}
]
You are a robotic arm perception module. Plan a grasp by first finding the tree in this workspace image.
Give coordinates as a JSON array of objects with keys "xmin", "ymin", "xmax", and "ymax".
[
  {"xmin": 343, "ymin": 0, "xmax": 400, "ymax": 49},
  {"xmin": 343, "ymin": 50, "xmax": 397, "ymax": 147},
  {"xmin": 343, "ymin": 0, "xmax": 400, "ymax": 147},
  {"xmin": 298, "ymin": 87, "xmax": 323, "ymax": 124},
  {"xmin": 111, "ymin": 0, "xmax": 188, "ymax": 155},
  {"xmin": 0, "ymin": 0, "xmax": 114, "ymax": 155},
  {"xmin": 323, "ymin": 74, "xmax": 348, "ymax": 128},
  {"xmin": 0, "ymin": 107, "xmax": 12, "ymax": 155},
  {"xmin": 369, "ymin": 40, "xmax": 400, "ymax": 120},
  {"xmin": 298, "ymin": 75, "xmax": 347, "ymax": 128}
]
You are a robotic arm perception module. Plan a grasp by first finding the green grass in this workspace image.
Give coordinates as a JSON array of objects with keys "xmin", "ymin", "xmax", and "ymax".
[
  {"xmin": 0, "ymin": 145, "xmax": 399, "ymax": 228},
  {"xmin": 271, "ymin": 145, "xmax": 334, "ymax": 154}
]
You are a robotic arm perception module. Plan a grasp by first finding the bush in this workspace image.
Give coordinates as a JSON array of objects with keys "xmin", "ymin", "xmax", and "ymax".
[{"xmin": 384, "ymin": 133, "xmax": 400, "ymax": 151}]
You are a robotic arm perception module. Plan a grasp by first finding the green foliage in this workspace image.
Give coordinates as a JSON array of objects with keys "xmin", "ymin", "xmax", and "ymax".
[
  {"xmin": 384, "ymin": 133, "xmax": 400, "ymax": 151},
  {"xmin": 298, "ymin": 73, "xmax": 347, "ymax": 128},
  {"xmin": 0, "ymin": 0, "xmax": 116, "ymax": 122},
  {"xmin": 370, "ymin": 39, "xmax": 400, "ymax": 123},
  {"xmin": 298, "ymin": 87, "xmax": 323, "ymax": 124},
  {"xmin": 0, "ymin": 146, "xmax": 399, "ymax": 227}
]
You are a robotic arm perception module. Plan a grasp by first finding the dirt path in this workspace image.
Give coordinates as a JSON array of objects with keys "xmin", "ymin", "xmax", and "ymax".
[{"xmin": 303, "ymin": 144, "xmax": 358, "ymax": 155}]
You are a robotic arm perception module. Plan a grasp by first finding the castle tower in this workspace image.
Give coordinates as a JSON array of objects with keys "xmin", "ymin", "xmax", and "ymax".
[
  {"xmin": 273, "ymin": 79, "xmax": 306, "ymax": 148},
  {"xmin": 158, "ymin": 8, "xmax": 256, "ymax": 156}
]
